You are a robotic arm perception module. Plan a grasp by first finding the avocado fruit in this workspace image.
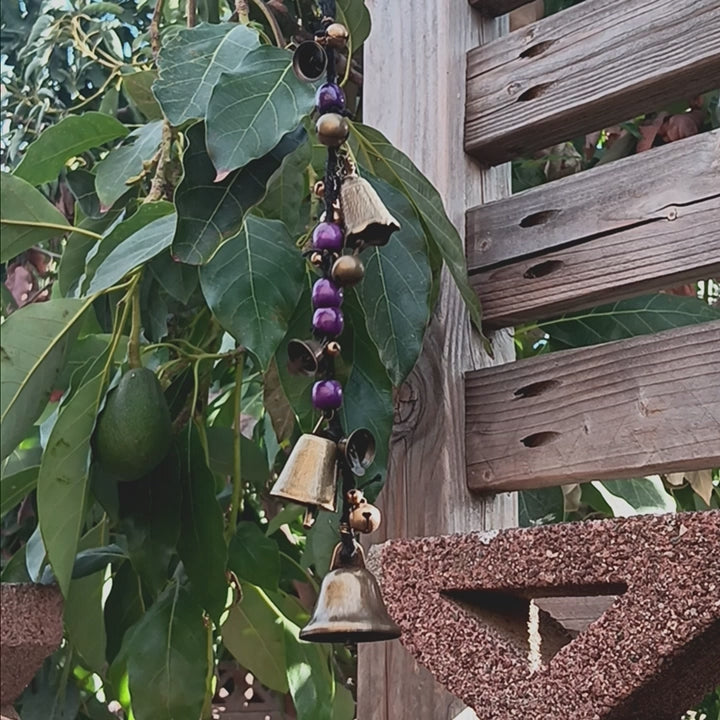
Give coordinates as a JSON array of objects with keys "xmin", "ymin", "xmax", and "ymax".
[{"xmin": 94, "ymin": 367, "xmax": 172, "ymax": 482}]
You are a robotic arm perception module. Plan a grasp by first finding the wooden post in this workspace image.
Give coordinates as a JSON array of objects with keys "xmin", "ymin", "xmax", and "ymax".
[{"xmin": 356, "ymin": 2, "xmax": 517, "ymax": 718}]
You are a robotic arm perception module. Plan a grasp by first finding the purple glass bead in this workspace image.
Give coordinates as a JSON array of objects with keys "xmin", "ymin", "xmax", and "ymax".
[
  {"xmin": 315, "ymin": 82, "xmax": 346, "ymax": 114},
  {"xmin": 312, "ymin": 222, "xmax": 344, "ymax": 252},
  {"xmin": 312, "ymin": 278, "xmax": 344, "ymax": 308},
  {"xmin": 312, "ymin": 379, "xmax": 343, "ymax": 410},
  {"xmin": 313, "ymin": 307, "xmax": 344, "ymax": 336}
]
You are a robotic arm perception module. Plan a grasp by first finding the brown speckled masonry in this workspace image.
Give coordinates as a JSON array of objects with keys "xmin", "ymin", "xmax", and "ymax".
[
  {"xmin": 371, "ymin": 511, "xmax": 720, "ymax": 720},
  {"xmin": 0, "ymin": 584, "xmax": 64, "ymax": 705}
]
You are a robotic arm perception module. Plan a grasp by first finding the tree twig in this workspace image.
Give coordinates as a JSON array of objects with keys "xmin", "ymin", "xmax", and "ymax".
[
  {"xmin": 149, "ymin": 0, "xmax": 166, "ymax": 60},
  {"xmin": 187, "ymin": 0, "xmax": 197, "ymax": 27},
  {"xmin": 235, "ymin": 0, "xmax": 249, "ymax": 22},
  {"xmin": 144, "ymin": 120, "xmax": 174, "ymax": 203}
]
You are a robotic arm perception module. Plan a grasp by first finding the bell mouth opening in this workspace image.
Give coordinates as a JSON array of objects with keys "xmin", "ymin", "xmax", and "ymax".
[{"xmin": 299, "ymin": 624, "xmax": 401, "ymax": 644}]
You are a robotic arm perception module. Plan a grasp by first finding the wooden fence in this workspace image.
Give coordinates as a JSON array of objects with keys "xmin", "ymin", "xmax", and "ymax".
[{"xmin": 358, "ymin": 0, "xmax": 720, "ymax": 717}]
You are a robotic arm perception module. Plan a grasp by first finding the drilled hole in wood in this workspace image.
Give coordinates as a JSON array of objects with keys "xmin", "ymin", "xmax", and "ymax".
[
  {"xmin": 521, "ymin": 431, "xmax": 561, "ymax": 448},
  {"xmin": 513, "ymin": 379, "xmax": 561, "ymax": 398},
  {"xmin": 519, "ymin": 40, "xmax": 556, "ymax": 59},
  {"xmin": 519, "ymin": 209, "xmax": 559, "ymax": 227},
  {"xmin": 517, "ymin": 83, "xmax": 554, "ymax": 101},
  {"xmin": 524, "ymin": 260, "xmax": 564, "ymax": 279}
]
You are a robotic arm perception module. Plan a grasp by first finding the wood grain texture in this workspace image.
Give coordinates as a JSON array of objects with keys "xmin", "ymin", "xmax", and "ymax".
[
  {"xmin": 465, "ymin": 0, "xmax": 720, "ymax": 164},
  {"xmin": 472, "ymin": 195, "xmax": 720, "ymax": 327},
  {"xmin": 466, "ymin": 130, "xmax": 720, "ymax": 269},
  {"xmin": 466, "ymin": 321, "xmax": 720, "ymax": 492},
  {"xmin": 356, "ymin": 2, "xmax": 517, "ymax": 719},
  {"xmin": 468, "ymin": 0, "xmax": 533, "ymax": 17}
]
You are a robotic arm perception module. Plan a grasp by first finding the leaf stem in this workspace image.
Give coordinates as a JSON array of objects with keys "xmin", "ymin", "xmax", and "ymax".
[
  {"xmin": 227, "ymin": 355, "xmax": 245, "ymax": 539},
  {"xmin": 0, "ymin": 219, "xmax": 102, "ymax": 240},
  {"xmin": 127, "ymin": 279, "xmax": 142, "ymax": 368}
]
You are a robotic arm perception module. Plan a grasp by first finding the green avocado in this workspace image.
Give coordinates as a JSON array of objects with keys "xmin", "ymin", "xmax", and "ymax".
[{"xmin": 94, "ymin": 367, "xmax": 172, "ymax": 482}]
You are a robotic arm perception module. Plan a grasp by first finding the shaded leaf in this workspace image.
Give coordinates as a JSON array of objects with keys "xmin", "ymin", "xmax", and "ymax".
[
  {"xmin": 153, "ymin": 23, "xmax": 260, "ymax": 126},
  {"xmin": 200, "ymin": 216, "xmax": 305, "ymax": 370},
  {"xmin": 66, "ymin": 169, "xmax": 103, "ymax": 219},
  {"xmin": 206, "ymin": 45, "xmax": 315, "ymax": 177},
  {"xmin": 149, "ymin": 253, "xmax": 199, "ymax": 304},
  {"xmin": 592, "ymin": 477, "xmax": 676, "ymax": 516},
  {"xmin": 518, "ymin": 486, "xmax": 565, "ymax": 527},
  {"xmin": 0, "ymin": 465, "xmax": 39, "ymax": 518},
  {"xmin": 104, "ymin": 562, "xmax": 144, "ymax": 664},
  {"xmin": 0, "ymin": 173, "xmax": 70, "ymax": 262},
  {"xmin": 122, "ymin": 70, "xmax": 163, "ymax": 121},
  {"xmin": 229, "ymin": 521, "xmax": 280, "ymax": 589},
  {"xmin": 337, "ymin": 0, "xmax": 371, "ymax": 51},
  {"xmin": 14, "ymin": 112, "xmax": 128, "ymax": 186},
  {"xmin": 205, "ymin": 425, "xmax": 269, "ymax": 488}
]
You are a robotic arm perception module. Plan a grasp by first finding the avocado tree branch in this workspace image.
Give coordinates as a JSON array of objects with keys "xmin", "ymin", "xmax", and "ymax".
[
  {"xmin": 127, "ymin": 280, "xmax": 142, "ymax": 368},
  {"xmin": 227, "ymin": 354, "xmax": 245, "ymax": 539}
]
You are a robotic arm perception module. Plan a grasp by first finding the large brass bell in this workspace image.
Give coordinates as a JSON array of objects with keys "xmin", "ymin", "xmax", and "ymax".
[
  {"xmin": 270, "ymin": 434, "xmax": 337, "ymax": 513},
  {"xmin": 292, "ymin": 41, "xmax": 327, "ymax": 82},
  {"xmin": 338, "ymin": 428, "xmax": 376, "ymax": 476},
  {"xmin": 340, "ymin": 174, "xmax": 400, "ymax": 249},
  {"xmin": 287, "ymin": 339, "xmax": 325, "ymax": 377},
  {"xmin": 300, "ymin": 542, "xmax": 401, "ymax": 643}
]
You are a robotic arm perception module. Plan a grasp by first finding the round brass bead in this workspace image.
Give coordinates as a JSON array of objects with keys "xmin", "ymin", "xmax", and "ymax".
[
  {"xmin": 331, "ymin": 254, "xmax": 365, "ymax": 287},
  {"xmin": 349, "ymin": 502, "xmax": 381, "ymax": 534},
  {"xmin": 325, "ymin": 22, "xmax": 349, "ymax": 48},
  {"xmin": 346, "ymin": 488, "xmax": 365, "ymax": 506},
  {"xmin": 316, "ymin": 113, "xmax": 349, "ymax": 148},
  {"xmin": 313, "ymin": 180, "xmax": 325, "ymax": 198}
]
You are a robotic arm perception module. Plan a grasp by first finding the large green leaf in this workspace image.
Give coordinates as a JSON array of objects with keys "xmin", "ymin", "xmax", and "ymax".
[
  {"xmin": 590, "ymin": 477, "xmax": 676, "ymax": 516},
  {"xmin": 358, "ymin": 177, "xmax": 431, "ymax": 386},
  {"xmin": 0, "ymin": 298, "xmax": 90, "ymax": 459},
  {"xmin": 125, "ymin": 584, "xmax": 209, "ymax": 720},
  {"xmin": 152, "ymin": 23, "xmax": 260, "ymax": 126},
  {"xmin": 0, "ymin": 173, "xmax": 70, "ymax": 262},
  {"xmin": 86, "ymin": 213, "xmax": 177, "ymax": 295},
  {"xmin": 172, "ymin": 123, "xmax": 303, "ymax": 264},
  {"xmin": 337, "ymin": 0, "xmax": 371, "ymax": 52},
  {"xmin": 222, "ymin": 582, "xmax": 289, "ymax": 693},
  {"xmin": 542, "ymin": 293, "xmax": 720, "ymax": 350},
  {"xmin": 95, "ymin": 121, "xmax": 163, "ymax": 210},
  {"xmin": 177, "ymin": 430, "xmax": 228, "ymax": 623},
  {"xmin": 206, "ymin": 45, "xmax": 315, "ymax": 178},
  {"xmin": 104, "ymin": 562, "xmax": 144, "ymax": 664},
  {"xmin": 228, "ymin": 521, "xmax": 280, "ymax": 590},
  {"xmin": 37, "ymin": 341, "xmax": 113, "ymax": 595},
  {"xmin": 0, "ymin": 465, "xmax": 39, "ymax": 518},
  {"xmin": 349, "ymin": 123, "xmax": 482, "ymax": 328},
  {"xmin": 14, "ymin": 112, "xmax": 128, "ymax": 186},
  {"xmin": 199, "ymin": 216, "xmax": 305, "ymax": 370}
]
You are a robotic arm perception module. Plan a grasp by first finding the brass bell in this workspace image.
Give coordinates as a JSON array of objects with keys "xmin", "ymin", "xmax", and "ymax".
[
  {"xmin": 293, "ymin": 41, "xmax": 328, "ymax": 82},
  {"xmin": 338, "ymin": 428, "xmax": 376, "ymax": 476},
  {"xmin": 316, "ymin": 113, "xmax": 349, "ymax": 148},
  {"xmin": 287, "ymin": 339, "xmax": 325, "ymax": 377},
  {"xmin": 340, "ymin": 174, "xmax": 400, "ymax": 249},
  {"xmin": 324, "ymin": 22, "xmax": 349, "ymax": 49},
  {"xmin": 349, "ymin": 501, "xmax": 381, "ymax": 534},
  {"xmin": 331, "ymin": 254, "xmax": 365, "ymax": 287},
  {"xmin": 300, "ymin": 542, "xmax": 401, "ymax": 643},
  {"xmin": 270, "ymin": 434, "xmax": 337, "ymax": 512}
]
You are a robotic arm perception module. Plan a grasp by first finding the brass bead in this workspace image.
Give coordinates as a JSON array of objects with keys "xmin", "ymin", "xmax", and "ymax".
[
  {"xmin": 349, "ymin": 502, "xmax": 381, "ymax": 534},
  {"xmin": 325, "ymin": 22, "xmax": 349, "ymax": 49},
  {"xmin": 313, "ymin": 180, "xmax": 325, "ymax": 198},
  {"xmin": 316, "ymin": 113, "xmax": 349, "ymax": 148},
  {"xmin": 331, "ymin": 254, "xmax": 365, "ymax": 287},
  {"xmin": 310, "ymin": 252, "xmax": 323, "ymax": 266},
  {"xmin": 326, "ymin": 341, "xmax": 342, "ymax": 356},
  {"xmin": 346, "ymin": 488, "xmax": 365, "ymax": 506}
]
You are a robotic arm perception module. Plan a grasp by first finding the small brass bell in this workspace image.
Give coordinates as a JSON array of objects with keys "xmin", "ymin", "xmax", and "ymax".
[
  {"xmin": 340, "ymin": 174, "xmax": 400, "ymax": 249},
  {"xmin": 331, "ymin": 254, "xmax": 365, "ymax": 287},
  {"xmin": 300, "ymin": 542, "xmax": 401, "ymax": 643},
  {"xmin": 349, "ymin": 501, "xmax": 381, "ymax": 534},
  {"xmin": 316, "ymin": 113, "xmax": 350, "ymax": 148},
  {"xmin": 287, "ymin": 339, "xmax": 326, "ymax": 377},
  {"xmin": 270, "ymin": 434, "xmax": 337, "ymax": 512},
  {"xmin": 293, "ymin": 41, "xmax": 328, "ymax": 82},
  {"xmin": 324, "ymin": 22, "xmax": 349, "ymax": 49},
  {"xmin": 338, "ymin": 428, "xmax": 376, "ymax": 476}
]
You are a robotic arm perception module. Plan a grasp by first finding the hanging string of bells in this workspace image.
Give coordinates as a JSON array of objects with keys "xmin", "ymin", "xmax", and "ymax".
[{"xmin": 270, "ymin": 0, "xmax": 401, "ymax": 645}]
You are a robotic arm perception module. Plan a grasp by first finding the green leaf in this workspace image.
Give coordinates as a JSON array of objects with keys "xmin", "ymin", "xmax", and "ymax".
[
  {"xmin": 0, "ymin": 465, "xmax": 39, "ymax": 518},
  {"xmin": 86, "ymin": 213, "xmax": 177, "ymax": 295},
  {"xmin": 332, "ymin": 682, "xmax": 356, "ymax": 720},
  {"xmin": 229, "ymin": 521, "xmax": 280, "ymax": 589},
  {"xmin": 153, "ymin": 23, "xmax": 260, "ymax": 126},
  {"xmin": 592, "ymin": 477, "xmax": 677, "ymax": 516},
  {"xmin": 518, "ymin": 486, "xmax": 565, "ymax": 527},
  {"xmin": 104, "ymin": 562, "xmax": 144, "ymax": 664},
  {"xmin": 358, "ymin": 177, "xmax": 431, "ymax": 386},
  {"xmin": 222, "ymin": 582, "xmax": 289, "ymax": 693},
  {"xmin": 125, "ymin": 584, "xmax": 209, "ymax": 720},
  {"xmin": 177, "ymin": 430, "xmax": 228, "ymax": 622},
  {"xmin": 1, "ymin": 298, "xmax": 90, "ymax": 459},
  {"xmin": 14, "ymin": 112, "xmax": 129, "ymax": 187},
  {"xmin": 66, "ymin": 169, "xmax": 103, "ymax": 219},
  {"xmin": 205, "ymin": 425, "xmax": 269, "ymax": 488},
  {"xmin": 95, "ymin": 121, "xmax": 163, "ymax": 210},
  {"xmin": 542, "ymin": 294, "xmax": 720, "ymax": 350},
  {"xmin": 172, "ymin": 123, "xmax": 303, "ymax": 264},
  {"xmin": 149, "ymin": 253, "xmax": 199, "ymax": 305},
  {"xmin": 122, "ymin": 70, "xmax": 164, "ymax": 121},
  {"xmin": 83, "ymin": 201, "xmax": 174, "ymax": 294},
  {"xmin": 206, "ymin": 45, "xmax": 315, "ymax": 178},
  {"xmin": 200, "ymin": 216, "xmax": 305, "ymax": 370},
  {"xmin": 64, "ymin": 520, "xmax": 108, "ymax": 673},
  {"xmin": 349, "ymin": 123, "xmax": 482, "ymax": 329},
  {"xmin": 337, "ymin": 0, "xmax": 371, "ymax": 51},
  {"xmin": 37, "ymin": 341, "xmax": 114, "ymax": 595},
  {"xmin": 0, "ymin": 173, "xmax": 70, "ymax": 262}
]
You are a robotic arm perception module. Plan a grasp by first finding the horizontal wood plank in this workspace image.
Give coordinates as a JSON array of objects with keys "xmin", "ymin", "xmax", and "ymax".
[
  {"xmin": 466, "ymin": 130, "xmax": 720, "ymax": 270},
  {"xmin": 465, "ymin": 321, "xmax": 720, "ymax": 492},
  {"xmin": 468, "ymin": 0, "xmax": 533, "ymax": 16},
  {"xmin": 465, "ymin": 0, "xmax": 720, "ymax": 164},
  {"xmin": 472, "ymin": 196, "xmax": 720, "ymax": 327}
]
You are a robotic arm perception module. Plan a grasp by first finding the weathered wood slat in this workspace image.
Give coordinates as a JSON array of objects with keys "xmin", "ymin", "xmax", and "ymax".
[
  {"xmin": 465, "ymin": 321, "xmax": 720, "ymax": 492},
  {"xmin": 465, "ymin": 0, "xmax": 720, "ymax": 164},
  {"xmin": 466, "ymin": 130, "xmax": 720, "ymax": 270},
  {"xmin": 472, "ymin": 195, "xmax": 720, "ymax": 327},
  {"xmin": 468, "ymin": 0, "xmax": 532, "ymax": 16}
]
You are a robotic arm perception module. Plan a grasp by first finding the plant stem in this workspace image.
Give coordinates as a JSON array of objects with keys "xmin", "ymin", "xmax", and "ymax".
[
  {"xmin": 145, "ymin": 120, "xmax": 174, "ymax": 203},
  {"xmin": 127, "ymin": 280, "xmax": 142, "ymax": 368},
  {"xmin": 149, "ymin": 0, "xmax": 166, "ymax": 60},
  {"xmin": 227, "ymin": 355, "xmax": 245, "ymax": 539},
  {"xmin": 187, "ymin": 0, "xmax": 197, "ymax": 27},
  {"xmin": 0, "ymin": 219, "xmax": 102, "ymax": 240},
  {"xmin": 235, "ymin": 0, "xmax": 249, "ymax": 22}
]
